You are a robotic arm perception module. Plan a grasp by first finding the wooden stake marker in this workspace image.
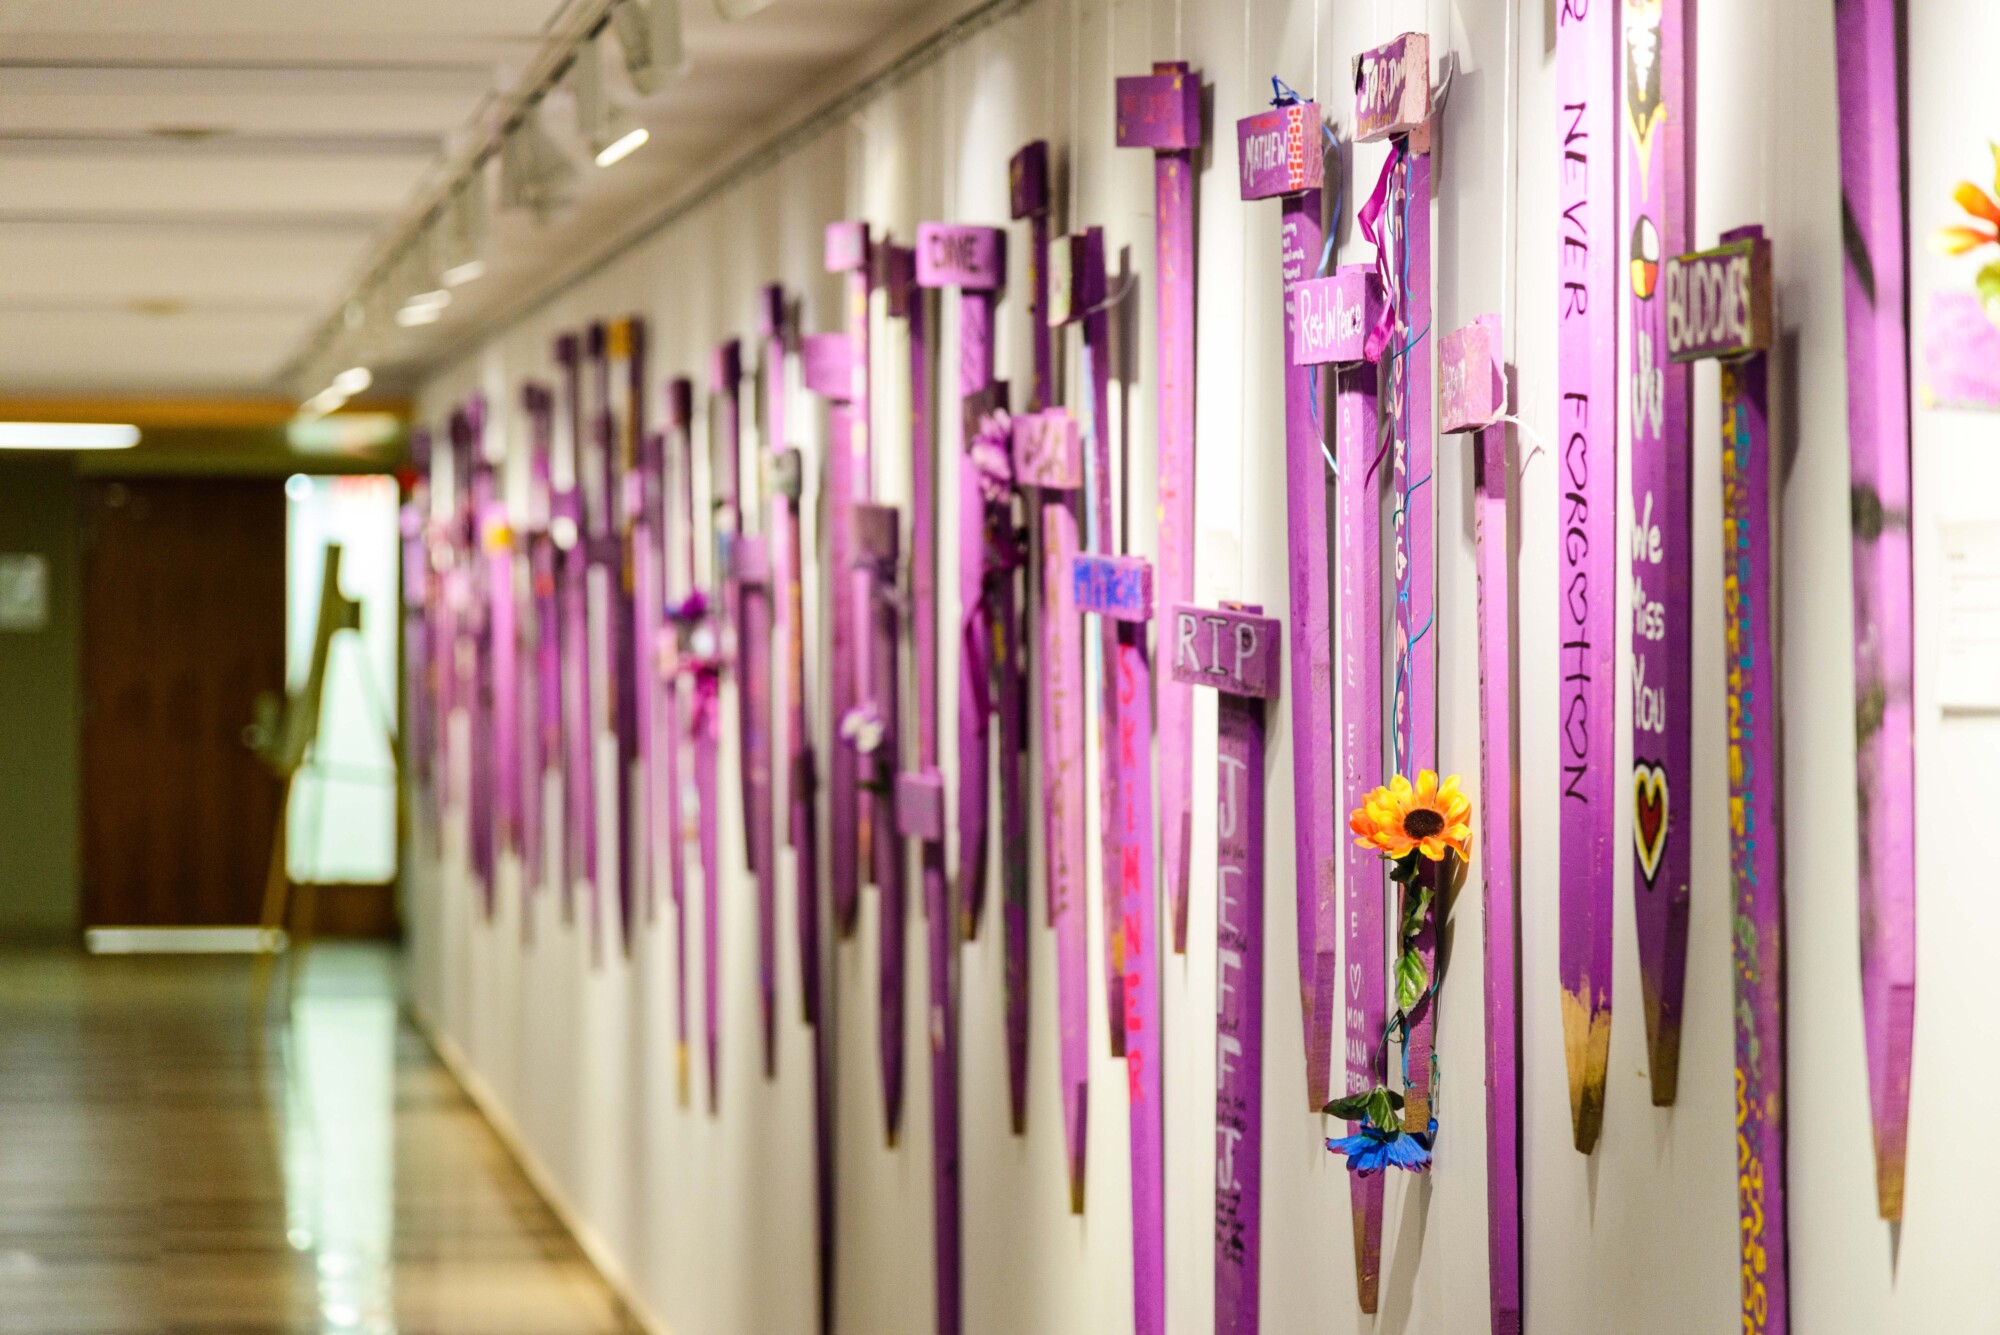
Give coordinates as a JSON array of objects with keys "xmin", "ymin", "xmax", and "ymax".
[
  {"xmin": 1668, "ymin": 228, "xmax": 1789, "ymax": 1333},
  {"xmin": 1172, "ymin": 601, "xmax": 1279, "ymax": 1335}
]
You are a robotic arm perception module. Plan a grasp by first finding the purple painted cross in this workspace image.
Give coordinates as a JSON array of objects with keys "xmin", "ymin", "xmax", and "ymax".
[
  {"xmin": 1442, "ymin": 314, "xmax": 1520, "ymax": 1335},
  {"xmin": 1237, "ymin": 94, "xmax": 1337, "ymax": 1114},
  {"xmin": 1670, "ymin": 227, "xmax": 1789, "ymax": 1333},
  {"xmin": 1076, "ymin": 555, "xmax": 1163, "ymax": 1335},
  {"xmin": 1014, "ymin": 402, "xmax": 1090, "ymax": 1208},
  {"xmin": 1296, "ymin": 260, "xmax": 1387, "ymax": 1310},
  {"xmin": 1170, "ymin": 601, "xmax": 1279, "ymax": 1335},
  {"xmin": 1116, "ymin": 60, "xmax": 1203, "ymax": 955}
]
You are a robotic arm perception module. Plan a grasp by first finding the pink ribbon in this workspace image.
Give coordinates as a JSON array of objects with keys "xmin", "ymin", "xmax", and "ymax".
[{"xmin": 1356, "ymin": 142, "xmax": 1406, "ymax": 366}]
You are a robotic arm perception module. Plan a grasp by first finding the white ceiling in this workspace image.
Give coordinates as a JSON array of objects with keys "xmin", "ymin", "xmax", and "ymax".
[{"xmin": 0, "ymin": 0, "xmax": 965, "ymax": 398}]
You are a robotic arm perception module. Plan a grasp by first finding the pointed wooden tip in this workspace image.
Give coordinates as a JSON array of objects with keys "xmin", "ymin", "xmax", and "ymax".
[
  {"xmin": 1642, "ymin": 984, "xmax": 1683, "ymax": 1105},
  {"xmin": 1351, "ymin": 1207, "xmax": 1380, "ymax": 1312},
  {"xmin": 1010, "ymin": 1109, "xmax": 1026, "ymax": 1138},
  {"xmin": 1877, "ymin": 1159, "xmax": 1905, "ymax": 1221},
  {"xmin": 1561, "ymin": 985, "xmax": 1611, "ymax": 1153},
  {"xmin": 676, "ymin": 1045, "xmax": 689, "ymax": 1108},
  {"xmin": 1069, "ymin": 1178, "xmax": 1085, "ymax": 1215},
  {"xmin": 887, "ymin": 1128, "xmax": 899, "ymax": 1151}
]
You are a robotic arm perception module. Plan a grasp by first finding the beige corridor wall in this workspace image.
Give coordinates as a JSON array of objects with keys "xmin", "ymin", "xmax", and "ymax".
[{"xmin": 408, "ymin": 0, "xmax": 2000, "ymax": 1330}]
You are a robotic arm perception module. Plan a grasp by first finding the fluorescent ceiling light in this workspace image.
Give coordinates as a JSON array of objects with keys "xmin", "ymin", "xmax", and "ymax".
[
  {"xmin": 287, "ymin": 414, "xmax": 402, "ymax": 456},
  {"xmin": 0, "ymin": 422, "xmax": 140, "ymax": 451},
  {"xmin": 595, "ymin": 125, "xmax": 648, "ymax": 167}
]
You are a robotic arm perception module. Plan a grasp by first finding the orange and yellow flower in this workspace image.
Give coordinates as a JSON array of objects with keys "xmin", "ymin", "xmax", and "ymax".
[
  {"xmin": 1931, "ymin": 143, "xmax": 2000, "ymax": 257},
  {"xmin": 1349, "ymin": 770, "xmax": 1472, "ymax": 862}
]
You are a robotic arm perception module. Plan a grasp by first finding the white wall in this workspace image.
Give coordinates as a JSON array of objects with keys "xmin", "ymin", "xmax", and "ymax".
[{"xmin": 407, "ymin": 0, "xmax": 2000, "ymax": 1330}]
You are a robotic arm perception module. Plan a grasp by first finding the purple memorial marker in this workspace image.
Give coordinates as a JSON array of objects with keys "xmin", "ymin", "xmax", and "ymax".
[
  {"xmin": 732, "ymin": 532, "xmax": 778, "ymax": 1077},
  {"xmin": 1076, "ymin": 554, "xmax": 1163, "ymax": 1335},
  {"xmin": 1833, "ymin": 0, "xmax": 1917, "ymax": 1223},
  {"xmin": 828, "ymin": 221, "xmax": 874, "ymax": 939},
  {"xmin": 484, "ymin": 459, "xmax": 521, "ymax": 867},
  {"xmin": 852, "ymin": 500, "xmax": 907, "ymax": 1149},
  {"xmin": 894, "ymin": 243, "xmax": 961, "ymax": 1335},
  {"xmin": 915, "ymin": 223, "xmax": 1007, "ymax": 948},
  {"xmin": 581, "ymin": 325, "xmax": 622, "ymax": 959},
  {"xmin": 554, "ymin": 334, "xmax": 595, "ymax": 925},
  {"xmin": 1298, "ymin": 261, "xmax": 1387, "ymax": 1309},
  {"xmin": 1623, "ymin": 0, "xmax": 1695, "ymax": 1108},
  {"xmin": 521, "ymin": 387, "xmax": 558, "ymax": 904},
  {"xmin": 1012, "ymin": 141, "xmax": 1058, "ymax": 928},
  {"xmin": 1052, "ymin": 226, "xmax": 1127, "ymax": 1059},
  {"xmin": 1171, "ymin": 601, "xmax": 1279, "ymax": 1335},
  {"xmin": 1236, "ymin": 92, "xmax": 1338, "ymax": 1112},
  {"xmin": 401, "ymin": 440, "xmax": 432, "ymax": 818},
  {"xmin": 803, "ymin": 327, "xmax": 863, "ymax": 943},
  {"xmin": 770, "ymin": 439, "xmax": 832, "ymax": 1334},
  {"xmin": 631, "ymin": 425, "xmax": 666, "ymax": 925},
  {"xmin": 610, "ymin": 319, "xmax": 648, "ymax": 952},
  {"xmin": 1444, "ymin": 315, "xmax": 1521, "ymax": 1335},
  {"xmin": 713, "ymin": 338, "xmax": 753, "ymax": 875},
  {"xmin": 663, "ymin": 377, "xmax": 697, "ymax": 1104},
  {"xmin": 458, "ymin": 402, "xmax": 499, "ymax": 909},
  {"xmin": 719, "ymin": 328, "xmax": 778, "ymax": 1078},
  {"xmin": 1355, "ymin": 33, "xmax": 1442, "ymax": 1147},
  {"xmin": 1668, "ymin": 228, "xmax": 1789, "ymax": 1332},
  {"xmin": 1015, "ymin": 404, "xmax": 1090, "ymax": 1207},
  {"xmin": 1556, "ymin": 0, "xmax": 1620, "ymax": 1153},
  {"xmin": 919, "ymin": 222, "xmax": 1027, "ymax": 1162},
  {"xmin": 1116, "ymin": 60, "xmax": 1203, "ymax": 955}
]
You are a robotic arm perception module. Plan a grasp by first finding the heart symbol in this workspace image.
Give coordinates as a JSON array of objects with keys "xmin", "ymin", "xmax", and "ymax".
[{"xmin": 1633, "ymin": 763, "xmax": 1670, "ymax": 886}]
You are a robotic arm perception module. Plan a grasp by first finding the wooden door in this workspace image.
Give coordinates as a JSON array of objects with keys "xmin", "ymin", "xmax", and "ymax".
[{"xmin": 81, "ymin": 478, "xmax": 285, "ymax": 927}]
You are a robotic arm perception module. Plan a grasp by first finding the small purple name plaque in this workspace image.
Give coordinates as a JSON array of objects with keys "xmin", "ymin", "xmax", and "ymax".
[
  {"xmin": 1235, "ymin": 102, "xmax": 1323, "ymax": 200},
  {"xmin": 1440, "ymin": 315, "xmax": 1505, "ymax": 434},
  {"xmin": 1013, "ymin": 409, "xmax": 1082, "ymax": 490},
  {"xmin": 896, "ymin": 770, "xmax": 946, "ymax": 843},
  {"xmin": 801, "ymin": 333, "xmax": 853, "ymax": 399},
  {"xmin": 1666, "ymin": 235, "xmax": 1773, "ymax": 363},
  {"xmin": 1070, "ymin": 553, "xmax": 1153, "ymax": 623},
  {"xmin": 1352, "ymin": 32, "xmax": 1430, "ymax": 143},
  {"xmin": 1292, "ymin": 267, "xmax": 1380, "ymax": 367},
  {"xmin": 916, "ymin": 224, "xmax": 1005, "ymax": 292},
  {"xmin": 1010, "ymin": 141, "xmax": 1049, "ymax": 221},
  {"xmin": 1168, "ymin": 604, "xmax": 1281, "ymax": 700},
  {"xmin": 1115, "ymin": 67, "xmax": 1201, "ymax": 150},
  {"xmin": 825, "ymin": 220, "xmax": 868, "ymax": 275}
]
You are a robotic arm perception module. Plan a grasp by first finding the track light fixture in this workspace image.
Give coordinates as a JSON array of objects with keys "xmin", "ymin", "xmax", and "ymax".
[
  {"xmin": 499, "ymin": 101, "xmax": 580, "ymax": 221},
  {"xmin": 611, "ymin": 0, "xmax": 689, "ymax": 94}
]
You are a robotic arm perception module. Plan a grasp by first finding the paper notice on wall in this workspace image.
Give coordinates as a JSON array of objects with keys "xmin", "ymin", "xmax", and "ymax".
[
  {"xmin": 0, "ymin": 553, "xmax": 48, "ymax": 632},
  {"xmin": 1941, "ymin": 521, "xmax": 2000, "ymax": 711}
]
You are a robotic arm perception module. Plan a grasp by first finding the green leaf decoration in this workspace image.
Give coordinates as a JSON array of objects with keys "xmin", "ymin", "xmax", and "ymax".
[
  {"xmin": 1401, "ymin": 885, "xmax": 1433, "ymax": 941},
  {"xmin": 1323, "ymin": 1091, "xmax": 1375, "ymax": 1120},
  {"xmin": 1980, "ymin": 259, "xmax": 2000, "ymax": 327},
  {"xmin": 1396, "ymin": 950, "xmax": 1429, "ymax": 1011},
  {"xmin": 1365, "ymin": 1088, "xmax": 1401, "ymax": 1132},
  {"xmin": 1389, "ymin": 853, "xmax": 1420, "ymax": 884}
]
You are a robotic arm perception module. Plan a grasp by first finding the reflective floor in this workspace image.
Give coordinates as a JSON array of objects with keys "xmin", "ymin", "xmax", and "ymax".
[{"xmin": 0, "ymin": 944, "xmax": 632, "ymax": 1335}]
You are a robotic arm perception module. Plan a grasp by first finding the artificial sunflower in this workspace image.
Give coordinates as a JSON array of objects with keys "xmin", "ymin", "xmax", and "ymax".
[
  {"xmin": 1931, "ymin": 143, "xmax": 2000, "ymax": 257},
  {"xmin": 1349, "ymin": 770, "xmax": 1473, "ymax": 863}
]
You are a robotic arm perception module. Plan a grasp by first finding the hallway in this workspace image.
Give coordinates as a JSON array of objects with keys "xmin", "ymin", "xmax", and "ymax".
[{"xmin": 0, "ymin": 945, "xmax": 632, "ymax": 1335}]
